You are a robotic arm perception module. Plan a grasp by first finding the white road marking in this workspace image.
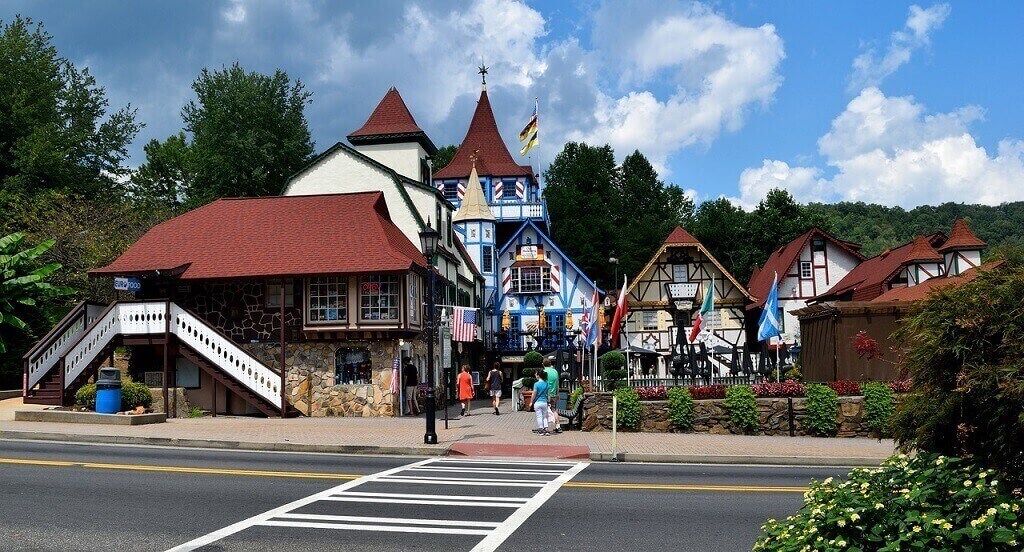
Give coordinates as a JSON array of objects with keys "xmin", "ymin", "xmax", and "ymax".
[
  {"xmin": 166, "ymin": 456, "xmax": 587, "ymax": 551},
  {"xmin": 435, "ymin": 457, "xmax": 579, "ymax": 466}
]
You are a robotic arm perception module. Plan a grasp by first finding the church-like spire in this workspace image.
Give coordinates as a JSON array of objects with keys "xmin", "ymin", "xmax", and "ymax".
[
  {"xmin": 453, "ymin": 158, "xmax": 495, "ymax": 223},
  {"xmin": 434, "ymin": 87, "xmax": 533, "ymax": 180},
  {"xmin": 348, "ymin": 86, "xmax": 436, "ymax": 154}
]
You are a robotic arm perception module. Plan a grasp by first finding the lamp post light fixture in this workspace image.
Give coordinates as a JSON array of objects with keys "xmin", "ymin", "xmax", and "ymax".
[{"xmin": 419, "ymin": 221, "xmax": 441, "ymax": 445}]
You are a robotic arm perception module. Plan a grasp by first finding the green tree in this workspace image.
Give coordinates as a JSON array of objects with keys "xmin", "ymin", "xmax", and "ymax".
[
  {"xmin": 689, "ymin": 197, "xmax": 750, "ymax": 279},
  {"xmin": 0, "ymin": 232, "xmax": 69, "ymax": 354},
  {"xmin": 0, "ymin": 16, "xmax": 140, "ymax": 197},
  {"xmin": 132, "ymin": 132, "xmax": 192, "ymax": 209},
  {"xmin": 542, "ymin": 142, "xmax": 619, "ymax": 287},
  {"xmin": 613, "ymin": 151, "xmax": 694, "ymax": 284},
  {"xmin": 736, "ymin": 189, "xmax": 833, "ymax": 282},
  {"xmin": 431, "ymin": 145, "xmax": 457, "ymax": 173},
  {"xmin": 183, "ymin": 63, "xmax": 314, "ymax": 204}
]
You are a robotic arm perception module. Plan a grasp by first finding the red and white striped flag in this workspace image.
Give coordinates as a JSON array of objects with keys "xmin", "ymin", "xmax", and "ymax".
[{"xmin": 452, "ymin": 307, "xmax": 478, "ymax": 342}]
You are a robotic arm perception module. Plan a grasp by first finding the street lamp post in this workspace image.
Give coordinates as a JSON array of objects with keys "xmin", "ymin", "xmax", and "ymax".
[{"xmin": 419, "ymin": 222, "xmax": 440, "ymax": 445}]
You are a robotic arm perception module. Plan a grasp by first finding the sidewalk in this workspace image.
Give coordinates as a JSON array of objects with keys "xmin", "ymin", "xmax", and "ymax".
[{"xmin": 0, "ymin": 397, "xmax": 896, "ymax": 465}]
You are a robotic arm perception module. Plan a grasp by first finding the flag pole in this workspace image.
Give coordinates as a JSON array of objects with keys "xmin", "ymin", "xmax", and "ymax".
[{"xmin": 622, "ymin": 276, "xmax": 630, "ymax": 387}]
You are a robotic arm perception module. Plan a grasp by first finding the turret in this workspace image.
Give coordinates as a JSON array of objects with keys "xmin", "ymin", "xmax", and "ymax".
[
  {"xmin": 347, "ymin": 87, "xmax": 436, "ymax": 182},
  {"xmin": 900, "ymin": 236, "xmax": 944, "ymax": 287},
  {"xmin": 938, "ymin": 219, "xmax": 986, "ymax": 276}
]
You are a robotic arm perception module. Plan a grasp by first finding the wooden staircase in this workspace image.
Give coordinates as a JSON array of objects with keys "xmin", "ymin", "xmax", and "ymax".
[{"xmin": 22, "ymin": 369, "xmax": 62, "ymax": 405}]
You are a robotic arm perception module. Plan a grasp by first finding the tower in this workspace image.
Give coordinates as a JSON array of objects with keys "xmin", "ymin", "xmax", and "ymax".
[
  {"xmin": 938, "ymin": 219, "xmax": 986, "ymax": 276},
  {"xmin": 453, "ymin": 162, "xmax": 498, "ymax": 331}
]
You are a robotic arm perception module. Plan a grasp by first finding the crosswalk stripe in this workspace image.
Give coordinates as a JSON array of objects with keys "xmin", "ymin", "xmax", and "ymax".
[
  {"xmin": 409, "ymin": 466, "xmax": 564, "ymax": 476},
  {"xmin": 321, "ymin": 496, "xmax": 523, "ymax": 508},
  {"xmin": 434, "ymin": 458, "xmax": 579, "ymax": 467},
  {"xmin": 333, "ymin": 491, "xmax": 528, "ymax": 503},
  {"xmin": 273, "ymin": 513, "xmax": 501, "ymax": 528},
  {"xmin": 376, "ymin": 477, "xmax": 546, "ymax": 487},
  {"xmin": 258, "ymin": 520, "xmax": 493, "ymax": 536},
  {"xmin": 383, "ymin": 474, "xmax": 553, "ymax": 484}
]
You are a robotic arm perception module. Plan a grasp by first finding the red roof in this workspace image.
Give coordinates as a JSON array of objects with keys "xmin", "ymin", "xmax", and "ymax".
[
  {"xmin": 349, "ymin": 87, "xmax": 424, "ymax": 138},
  {"xmin": 664, "ymin": 227, "xmax": 700, "ymax": 245},
  {"xmin": 938, "ymin": 219, "xmax": 986, "ymax": 252},
  {"xmin": 746, "ymin": 228, "xmax": 866, "ymax": 310},
  {"xmin": 434, "ymin": 90, "xmax": 533, "ymax": 179},
  {"xmin": 816, "ymin": 233, "xmax": 946, "ymax": 302},
  {"xmin": 872, "ymin": 261, "xmax": 1004, "ymax": 302},
  {"xmin": 91, "ymin": 192, "xmax": 426, "ymax": 280},
  {"xmin": 905, "ymin": 235, "xmax": 943, "ymax": 262}
]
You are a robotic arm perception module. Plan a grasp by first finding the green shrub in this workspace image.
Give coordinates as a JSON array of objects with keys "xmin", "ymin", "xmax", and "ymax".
[
  {"xmin": 612, "ymin": 387, "xmax": 642, "ymax": 430},
  {"xmin": 724, "ymin": 385, "xmax": 758, "ymax": 433},
  {"xmin": 187, "ymin": 407, "xmax": 204, "ymax": 418},
  {"xmin": 783, "ymin": 367, "xmax": 802, "ymax": 382},
  {"xmin": 520, "ymin": 367, "xmax": 538, "ymax": 389},
  {"xmin": 666, "ymin": 387, "xmax": 694, "ymax": 430},
  {"xmin": 600, "ymin": 351, "xmax": 627, "ymax": 389},
  {"xmin": 890, "ymin": 262, "xmax": 1024, "ymax": 480},
  {"xmin": 75, "ymin": 383, "xmax": 96, "ymax": 409},
  {"xmin": 523, "ymin": 351, "xmax": 544, "ymax": 369},
  {"xmin": 862, "ymin": 381, "xmax": 894, "ymax": 436},
  {"xmin": 755, "ymin": 454, "xmax": 1024, "ymax": 551},
  {"xmin": 121, "ymin": 381, "xmax": 153, "ymax": 410},
  {"xmin": 806, "ymin": 383, "xmax": 838, "ymax": 436}
]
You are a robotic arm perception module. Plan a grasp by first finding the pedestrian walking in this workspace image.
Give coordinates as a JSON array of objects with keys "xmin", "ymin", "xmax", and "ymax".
[
  {"xmin": 403, "ymin": 360, "xmax": 420, "ymax": 416},
  {"xmin": 486, "ymin": 362, "xmax": 503, "ymax": 415},
  {"xmin": 532, "ymin": 370, "xmax": 551, "ymax": 435},
  {"xmin": 457, "ymin": 365, "xmax": 474, "ymax": 416},
  {"xmin": 542, "ymin": 359, "xmax": 561, "ymax": 433}
]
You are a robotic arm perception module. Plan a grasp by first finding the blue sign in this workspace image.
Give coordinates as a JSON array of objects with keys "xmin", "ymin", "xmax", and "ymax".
[{"xmin": 114, "ymin": 277, "xmax": 141, "ymax": 292}]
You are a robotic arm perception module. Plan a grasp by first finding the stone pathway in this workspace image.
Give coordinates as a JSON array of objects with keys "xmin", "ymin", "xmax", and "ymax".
[{"xmin": 0, "ymin": 397, "xmax": 896, "ymax": 464}]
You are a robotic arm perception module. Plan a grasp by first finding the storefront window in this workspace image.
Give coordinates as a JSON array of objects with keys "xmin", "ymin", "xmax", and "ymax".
[
  {"xmin": 307, "ymin": 277, "xmax": 347, "ymax": 323},
  {"xmin": 335, "ymin": 347, "xmax": 371, "ymax": 385},
  {"xmin": 360, "ymin": 275, "xmax": 400, "ymax": 321}
]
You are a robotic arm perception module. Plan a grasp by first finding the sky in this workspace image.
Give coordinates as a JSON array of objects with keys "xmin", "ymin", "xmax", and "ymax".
[{"xmin": 4, "ymin": 0, "xmax": 1024, "ymax": 209}]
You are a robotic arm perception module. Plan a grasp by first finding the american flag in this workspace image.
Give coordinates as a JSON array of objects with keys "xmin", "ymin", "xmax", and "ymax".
[{"xmin": 452, "ymin": 307, "xmax": 478, "ymax": 342}]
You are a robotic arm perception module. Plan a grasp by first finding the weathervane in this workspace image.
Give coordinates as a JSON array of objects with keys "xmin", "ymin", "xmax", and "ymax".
[{"xmin": 478, "ymin": 60, "xmax": 488, "ymax": 87}]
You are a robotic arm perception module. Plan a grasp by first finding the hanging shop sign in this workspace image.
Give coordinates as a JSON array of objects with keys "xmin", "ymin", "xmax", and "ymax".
[{"xmin": 114, "ymin": 277, "xmax": 142, "ymax": 292}]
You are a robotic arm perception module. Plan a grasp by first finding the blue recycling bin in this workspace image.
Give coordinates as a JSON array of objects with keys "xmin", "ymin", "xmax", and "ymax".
[{"xmin": 95, "ymin": 367, "xmax": 122, "ymax": 414}]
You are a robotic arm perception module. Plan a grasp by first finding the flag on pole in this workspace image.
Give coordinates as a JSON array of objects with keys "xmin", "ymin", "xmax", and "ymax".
[
  {"xmin": 390, "ymin": 358, "xmax": 400, "ymax": 395},
  {"xmin": 757, "ymin": 273, "xmax": 782, "ymax": 342},
  {"xmin": 688, "ymin": 279, "xmax": 715, "ymax": 343},
  {"xmin": 452, "ymin": 307, "xmax": 478, "ymax": 342},
  {"xmin": 518, "ymin": 100, "xmax": 538, "ymax": 141},
  {"xmin": 609, "ymin": 276, "xmax": 629, "ymax": 348},
  {"xmin": 519, "ymin": 131, "xmax": 538, "ymax": 155},
  {"xmin": 584, "ymin": 290, "xmax": 601, "ymax": 348}
]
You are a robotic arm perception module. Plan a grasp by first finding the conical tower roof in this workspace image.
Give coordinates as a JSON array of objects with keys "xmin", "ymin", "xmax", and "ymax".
[
  {"xmin": 938, "ymin": 219, "xmax": 986, "ymax": 252},
  {"xmin": 434, "ymin": 90, "xmax": 533, "ymax": 179},
  {"xmin": 905, "ymin": 235, "xmax": 943, "ymax": 263},
  {"xmin": 453, "ymin": 164, "xmax": 495, "ymax": 223},
  {"xmin": 348, "ymin": 87, "xmax": 436, "ymax": 153}
]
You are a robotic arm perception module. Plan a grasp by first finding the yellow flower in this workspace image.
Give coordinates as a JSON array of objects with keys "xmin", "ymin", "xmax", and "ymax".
[
  {"xmin": 964, "ymin": 480, "xmax": 973, "ymax": 487},
  {"xmin": 837, "ymin": 519, "xmax": 847, "ymax": 527},
  {"xmin": 837, "ymin": 539, "xmax": 847, "ymax": 547},
  {"xmin": 851, "ymin": 513, "xmax": 860, "ymax": 522},
  {"xmin": 875, "ymin": 503, "xmax": 884, "ymax": 510},
  {"xmin": 942, "ymin": 522, "xmax": 952, "ymax": 530},
  {"xmin": 987, "ymin": 507, "xmax": 997, "ymax": 515}
]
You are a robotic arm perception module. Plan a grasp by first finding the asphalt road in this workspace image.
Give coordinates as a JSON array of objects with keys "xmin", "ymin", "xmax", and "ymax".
[{"xmin": 0, "ymin": 439, "xmax": 849, "ymax": 551}]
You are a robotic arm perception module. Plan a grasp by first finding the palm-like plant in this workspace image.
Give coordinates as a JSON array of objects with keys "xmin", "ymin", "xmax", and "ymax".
[{"xmin": 0, "ymin": 232, "xmax": 69, "ymax": 353}]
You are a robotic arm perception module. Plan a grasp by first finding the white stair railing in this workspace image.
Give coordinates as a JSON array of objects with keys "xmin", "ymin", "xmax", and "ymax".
[
  {"xmin": 25, "ymin": 303, "xmax": 104, "ymax": 390},
  {"xmin": 170, "ymin": 304, "xmax": 281, "ymax": 409},
  {"xmin": 60, "ymin": 301, "xmax": 281, "ymax": 411}
]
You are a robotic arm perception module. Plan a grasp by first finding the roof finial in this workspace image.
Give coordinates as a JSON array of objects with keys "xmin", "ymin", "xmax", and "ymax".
[
  {"xmin": 478, "ymin": 59, "xmax": 488, "ymax": 90},
  {"xmin": 470, "ymin": 149, "xmax": 480, "ymax": 168}
]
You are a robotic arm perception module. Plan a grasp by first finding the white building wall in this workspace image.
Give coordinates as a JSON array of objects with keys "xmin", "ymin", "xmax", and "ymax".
[{"xmin": 353, "ymin": 142, "xmax": 426, "ymax": 182}]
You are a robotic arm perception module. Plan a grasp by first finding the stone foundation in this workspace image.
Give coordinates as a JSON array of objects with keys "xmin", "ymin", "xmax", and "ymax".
[
  {"xmin": 150, "ymin": 386, "xmax": 192, "ymax": 418},
  {"xmin": 582, "ymin": 393, "xmax": 878, "ymax": 437},
  {"xmin": 244, "ymin": 339, "xmax": 423, "ymax": 417}
]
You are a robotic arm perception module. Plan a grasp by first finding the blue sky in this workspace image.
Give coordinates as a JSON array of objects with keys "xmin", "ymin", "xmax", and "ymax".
[{"xmin": 4, "ymin": 1, "xmax": 1023, "ymax": 208}]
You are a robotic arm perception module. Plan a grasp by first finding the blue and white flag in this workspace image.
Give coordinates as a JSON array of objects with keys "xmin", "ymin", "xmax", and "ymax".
[
  {"xmin": 583, "ymin": 290, "xmax": 601, "ymax": 348},
  {"xmin": 757, "ymin": 272, "xmax": 781, "ymax": 342}
]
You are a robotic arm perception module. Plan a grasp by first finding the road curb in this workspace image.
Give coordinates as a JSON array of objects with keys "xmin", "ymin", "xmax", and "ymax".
[
  {"xmin": 0, "ymin": 430, "xmax": 447, "ymax": 457},
  {"xmin": 589, "ymin": 451, "xmax": 885, "ymax": 466}
]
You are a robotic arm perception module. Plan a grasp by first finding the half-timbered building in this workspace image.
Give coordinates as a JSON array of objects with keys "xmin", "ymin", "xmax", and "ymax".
[
  {"xmin": 746, "ymin": 228, "xmax": 865, "ymax": 343},
  {"xmin": 624, "ymin": 227, "xmax": 752, "ymax": 376}
]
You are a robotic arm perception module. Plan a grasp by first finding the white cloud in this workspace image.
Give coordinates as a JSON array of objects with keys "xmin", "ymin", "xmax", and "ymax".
[
  {"xmin": 849, "ymin": 3, "xmax": 950, "ymax": 91},
  {"xmin": 222, "ymin": 0, "xmax": 247, "ymax": 24},
  {"xmin": 738, "ymin": 88, "xmax": 1024, "ymax": 208}
]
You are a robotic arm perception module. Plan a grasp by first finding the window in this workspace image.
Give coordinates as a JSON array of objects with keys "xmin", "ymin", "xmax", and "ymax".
[
  {"xmin": 447, "ymin": 211, "xmax": 453, "ymax": 247},
  {"xmin": 512, "ymin": 266, "xmax": 549, "ymax": 294},
  {"xmin": 673, "ymin": 264, "xmax": 688, "ymax": 282},
  {"xmin": 266, "ymin": 280, "xmax": 295, "ymax": 308},
  {"xmin": 435, "ymin": 204, "xmax": 442, "ymax": 239},
  {"xmin": 307, "ymin": 277, "xmax": 347, "ymax": 323},
  {"xmin": 641, "ymin": 311, "xmax": 659, "ymax": 331},
  {"xmin": 335, "ymin": 347, "xmax": 371, "ymax": 385},
  {"xmin": 800, "ymin": 261, "xmax": 812, "ymax": 278},
  {"xmin": 408, "ymin": 276, "xmax": 419, "ymax": 323},
  {"xmin": 482, "ymin": 245, "xmax": 494, "ymax": 273},
  {"xmin": 812, "ymin": 239, "xmax": 826, "ymax": 253},
  {"xmin": 360, "ymin": 275, "xmax": 401, "ymax": 321},
  {"xmin": 442, "ymin": 181, "xmax": 459, "ymax": 200}
]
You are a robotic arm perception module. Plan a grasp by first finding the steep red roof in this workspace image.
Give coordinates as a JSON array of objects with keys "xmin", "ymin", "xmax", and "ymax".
[
  {"xmin": 872, "ymin": 261, "xmax": 1004, "ymax": 302},
  {"xmin": 816, "ymin": 233, "xmax": 946, "ymax": 302},
  {"xmin": 746, "ymin": 228, "xmax": 866, "ymax": 310},
  {"xmin": 348, "ymin": 87, "xmax": 436, "ymax": 153},
  {"xmin": 664, "ymin": 227, "xmax": 700, "ymax": 245},
  {"xmin": 905, "ymin": 235, "xmax": 943, "ymax": 262},
  {"xmin": 434, "ymin": 90, "xmax": 533, "ymax": 179},
  {"xmin": 91, "ymin": 193, "xmax": 426, "ymax": 280},
  {"xmin": 938, "ymin": 219, "xmax": 986, "ymax": 252}
]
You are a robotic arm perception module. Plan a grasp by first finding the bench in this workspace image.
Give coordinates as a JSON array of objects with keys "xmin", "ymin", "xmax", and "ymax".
[{"xmin": 555, "ymin": 390, "xmax": 586, "ymax": 431}]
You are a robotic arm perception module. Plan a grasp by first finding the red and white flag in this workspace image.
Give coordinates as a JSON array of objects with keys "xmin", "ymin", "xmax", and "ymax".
[
  {"xmin": 452, "ymin": 307, "xmax": 478, "ymax": 342},
  {"xmin": 609, "ymin": 276, "xmax": 629, "ymax": 348}
]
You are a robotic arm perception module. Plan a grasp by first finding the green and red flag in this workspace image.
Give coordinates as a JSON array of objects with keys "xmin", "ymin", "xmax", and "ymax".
[{"xmin": 688, "ymin": 279, "xmax": 714, "ymax": 343}]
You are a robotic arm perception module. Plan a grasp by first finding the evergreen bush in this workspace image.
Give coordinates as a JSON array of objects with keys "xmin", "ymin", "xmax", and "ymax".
[
  {"xmin": 862, "ymin": 381, "xmax": 894, "ymax": 436},
  {"xmin": 806, "ymin": 383, "xmax": 839, "ymax": 436},
  {"xmin": 121, "ymin": 380, "xmax": 153, "ymax": 410},
  {"xmin": 75, "ymin": 383, "xmax": 96, "ymax": 409},
  {"xmin": 666, "ymin": 387, "xmax": 694, "ymax": 430},
  {"xmin": 724, "ymin": 385, "xmax": 759, "ymax": 433},
  {"xmin": 600, "ymin": 351, "xmax": 627, "ymax": 389},
  {"xmin": 613, "ymin": 387, "xmax": 642, "ymax": 430}
]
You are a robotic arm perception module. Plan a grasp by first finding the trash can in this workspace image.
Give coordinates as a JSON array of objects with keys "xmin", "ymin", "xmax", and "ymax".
[{"xmin": 95, "ymin": 367, "xmax": 122, "ymax": 414}]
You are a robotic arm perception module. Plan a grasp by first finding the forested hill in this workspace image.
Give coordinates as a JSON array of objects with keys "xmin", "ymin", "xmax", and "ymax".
[{"xmin": 805, "ymin": 201, "xmax": 1024, "ymax": 258}]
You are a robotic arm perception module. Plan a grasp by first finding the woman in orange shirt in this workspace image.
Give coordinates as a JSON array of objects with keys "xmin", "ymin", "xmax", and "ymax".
[{"xmin": 457, "ymin": 365, "xmax": 474, "ymax": 416}]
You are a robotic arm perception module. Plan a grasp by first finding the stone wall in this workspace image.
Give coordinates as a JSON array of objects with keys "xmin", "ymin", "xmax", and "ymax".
[
  {"xmin": 582, "ymin": 393, "xmax": 877, "ymax": 437},
  {"xmin": 245, "ymin": 339, "xmax": 417, "ymax": 417},
  {"xmin": 150, "ymin": 386, "xmax": 192, "ymax": 418},
  {"xmin": 180, "ymin": 280, "xmax": 303, "ymax": 343}
]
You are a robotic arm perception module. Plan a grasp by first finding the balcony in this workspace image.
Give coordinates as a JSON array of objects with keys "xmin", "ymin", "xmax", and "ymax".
[{"xmin": 490, "ymin": 200, "xmax": 546, "ymax": 223}]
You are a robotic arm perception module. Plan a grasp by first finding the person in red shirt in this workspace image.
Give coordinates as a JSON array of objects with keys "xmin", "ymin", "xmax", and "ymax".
[{"xmin": 457, "ymin": 365, "xmax": 475, "ymax": 416}]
